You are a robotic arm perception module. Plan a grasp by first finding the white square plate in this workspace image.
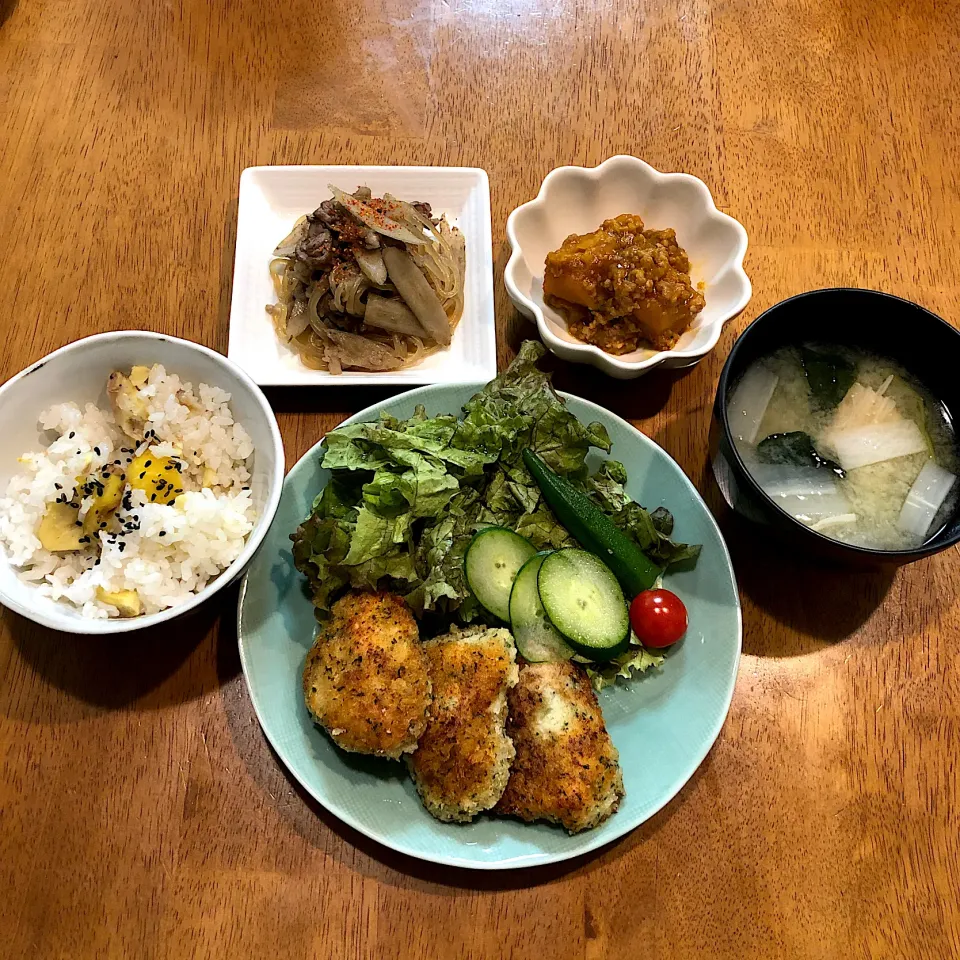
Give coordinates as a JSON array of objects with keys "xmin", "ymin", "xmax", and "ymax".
[{"xmin": 228, "ymin": 166, "xmax": 496, "ymax": 386}]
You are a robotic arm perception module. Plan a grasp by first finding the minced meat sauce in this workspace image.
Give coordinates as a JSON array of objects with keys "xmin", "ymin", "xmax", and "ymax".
[{"xmin": 543, "ymin": 213, "xmax": 705, "ymax": 354}]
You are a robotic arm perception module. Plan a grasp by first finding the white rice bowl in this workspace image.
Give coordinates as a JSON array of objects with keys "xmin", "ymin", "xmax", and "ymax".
[{"xmin": 0, "ymin": 365, "xmax": 258, "ymax": 619}]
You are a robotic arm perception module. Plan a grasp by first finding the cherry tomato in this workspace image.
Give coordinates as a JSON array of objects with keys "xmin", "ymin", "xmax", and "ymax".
[{"xmin": 629, "ymin": 589, "xmax": 688, "ymax": 647}]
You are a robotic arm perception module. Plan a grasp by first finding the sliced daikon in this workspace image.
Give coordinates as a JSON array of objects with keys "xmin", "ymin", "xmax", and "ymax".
[
  {"xmin": 825, "ymin": 420, "xmax": 927, "ymax": 471},
  {"xmin": 750, "ymin": 464, "xmax": 837, "ymax": 496},
  {"xmin": 898, "ymin": 460, "xmax": 957, "ymax": 537},
  {"xmin": 750, "ymin": 465, "xmax": 853, "ymax": 522},
  {"xmin": 729, "ymin": 366, "xmax": 779, "ymax": 444}
]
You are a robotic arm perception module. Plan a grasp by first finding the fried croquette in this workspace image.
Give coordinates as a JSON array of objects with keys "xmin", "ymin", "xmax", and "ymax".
[
  {"xmin": 407, "ymin": 625, "xmax": 518, "ymax": 822},
  {"xmin": 302, "ymin": 591, "xmax": 431, "ymax": 759},
  {"xmin": 495, "ymin": 660, "xmax": 624, "ymax": 833}
]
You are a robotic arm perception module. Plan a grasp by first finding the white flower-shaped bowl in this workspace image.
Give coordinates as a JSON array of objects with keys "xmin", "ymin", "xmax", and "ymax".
[{"xmin": 505, "ymin": 156, "xmax": 752, "ymax": 379}]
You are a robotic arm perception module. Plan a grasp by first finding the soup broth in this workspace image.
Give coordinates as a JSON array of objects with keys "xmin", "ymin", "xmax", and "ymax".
[{"xmin": 727, "ymin": 344, "xmax": 958, "ymax": 550}]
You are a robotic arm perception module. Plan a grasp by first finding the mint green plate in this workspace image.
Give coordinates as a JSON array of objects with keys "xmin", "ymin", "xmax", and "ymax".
[{"xmin": 237, "ymin": 385, "xmax": 741, "ymax": 870}]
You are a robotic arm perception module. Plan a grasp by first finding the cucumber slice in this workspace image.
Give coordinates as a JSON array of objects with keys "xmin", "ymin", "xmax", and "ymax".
[
  {"xmin": 509, "ymin": 553, "xmax": 574, "ymax": 662},
  {"xmin": 463, "ymin": 527, "xmax": 536, "ymax": 621},
  {"xmin": 522, "ymin": 449, "xmax": 662, "ymax": 597},
  {"xmin": 537, "ymin": 549, "xmax": 630, "ymax": 661}
]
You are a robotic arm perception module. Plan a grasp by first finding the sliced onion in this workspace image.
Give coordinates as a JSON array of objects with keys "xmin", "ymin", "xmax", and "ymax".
[
  {"xmin": 382, "ymin": 246, "xmax": 451, "ymax": 345},
  {"xmin": 354, "ymin": 247, "xmax": 388, "ymax": 285},
  {"xmin": 285, "ymin": 298, "xmax": 310, "ymax": 338},
  {"xmin": 728, "ymin": 366, "xmax": 779, "ymax": 444},
  {"xmin": 272, "ymin": 216, "xmax": 308, "ymax": 256},
  {"xmin": 328, "ymin": 184, "xmax": 429, "ymax": 246},
  {"xmin": 898, "ymin": 460, "xmax": 957, "ymax": 536}
]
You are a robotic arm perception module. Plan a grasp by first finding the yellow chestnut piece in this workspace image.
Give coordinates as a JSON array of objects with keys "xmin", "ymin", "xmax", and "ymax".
[
  {"xmin": 128, "ymin": 365, "xmax": 151, "ymax": 387},
  {"xmin": 37, "ymin": 502, "xmax": 85, "ymax": 552},
  {"xmin": 96, "ymin": 587, "xmax": 143, "ymax": 618},
  {"xmin": 82, "ymin": 472, "xmax": 125, "ymax": 535},
  {"xmin": 128, "ymin": 450, "xmax": 184, "ymax": 505}
]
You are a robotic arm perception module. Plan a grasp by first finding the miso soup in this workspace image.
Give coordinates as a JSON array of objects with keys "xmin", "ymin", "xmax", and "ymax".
[{"xmin": 727, "ymin": 344, "xmax": 958, "ymax": 550}]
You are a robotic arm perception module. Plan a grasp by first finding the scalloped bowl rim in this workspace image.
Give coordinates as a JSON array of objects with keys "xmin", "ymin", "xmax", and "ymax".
[{"xmin": 505, "ymin": 156, "xmax": 752, "ymax": 375}]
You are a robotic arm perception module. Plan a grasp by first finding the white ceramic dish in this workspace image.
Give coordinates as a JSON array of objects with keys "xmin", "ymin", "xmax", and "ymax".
[
  {"xmin": 504, "ymin": 156, "xmax": 752, "ymax": 379},
  {"xmin": 228, "ymin": 165, "xmax": 497, "ymax": 387},
  {"xmin": 0, "ymin": 332, "xmax": 284, "ymax": 635}
]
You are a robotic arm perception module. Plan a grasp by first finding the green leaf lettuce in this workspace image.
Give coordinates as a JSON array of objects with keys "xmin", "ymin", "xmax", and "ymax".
[{"xmin": 291, "ymin": 340, "xmax": 700, "ymax": 631}]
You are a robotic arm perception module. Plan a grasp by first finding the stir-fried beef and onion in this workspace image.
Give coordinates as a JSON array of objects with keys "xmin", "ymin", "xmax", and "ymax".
[{"xmin": 267, "ymin": 185, "xmax": 466, "ymax": 374}]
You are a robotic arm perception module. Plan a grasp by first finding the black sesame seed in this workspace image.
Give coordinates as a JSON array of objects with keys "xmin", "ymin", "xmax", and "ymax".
[
  {"xmin": 144, "ymin": 460, "xmax": 152, "ymax": 467},
  {"xmin": 139, "ymin": 472, "xmax": 146, "ymax": 480},
  {"xmin": 94, "ymin": 447, "xmax": 100, "ymax": 455},
  {"xmin": 68, "ymin": 432, "xmax": 75, "ymax": 439},
  {"xmin": 74, "ymin": 520, "xmax": 82, "ymax": 527},
  {"xmin": 150, "ymin": 494, "xmax": 157, "ymax": 501},
  {"xmin": 159, "ymin": 531, "xmax": 166, "ymax": 537},
  {"xmin": 118, "ymin": 542, "xmax": 126, "ymax": 552},
  {"xmin": 54, "ymin": 483, "xmax": 62, "ymax": 490}
]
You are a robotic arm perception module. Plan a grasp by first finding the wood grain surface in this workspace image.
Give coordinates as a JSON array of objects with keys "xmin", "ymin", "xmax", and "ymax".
[{"xmin": 2, "ymin": 0, "xmax": 959, "ymax": 957}]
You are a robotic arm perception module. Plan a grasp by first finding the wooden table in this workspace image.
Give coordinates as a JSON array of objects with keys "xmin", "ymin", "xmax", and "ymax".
[{"xmin": 2, "ymin": 0, "xmax": 958, "ymax": 956}]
